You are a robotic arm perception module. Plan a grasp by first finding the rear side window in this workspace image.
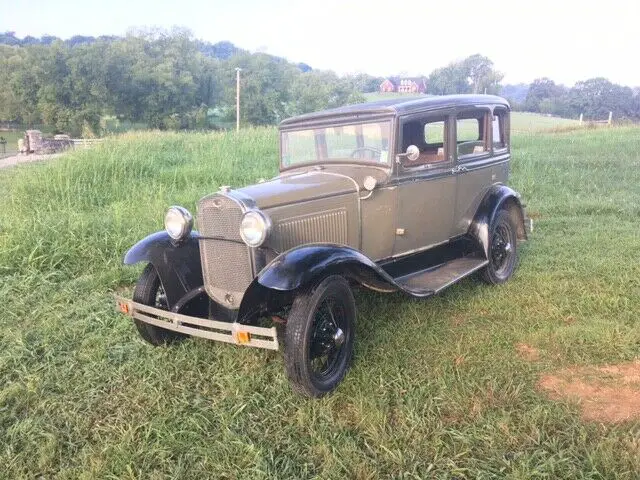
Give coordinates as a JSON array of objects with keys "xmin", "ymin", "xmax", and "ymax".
[
  {"xmin": 492, "ymin": 110, "xmax": 507, "ymax": 150},
  {"xmin": 457, "ymin": 118, "xmax": 480, "ymax": 142},
  {"xmin": 456, "ymin": 113, "xmax": 488, "ymax": 158}
]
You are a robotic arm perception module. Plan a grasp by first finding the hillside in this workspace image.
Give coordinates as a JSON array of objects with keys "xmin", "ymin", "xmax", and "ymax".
[{"xmin": 1, "ymin": 126, "xmax": 640, "ymax": 477}]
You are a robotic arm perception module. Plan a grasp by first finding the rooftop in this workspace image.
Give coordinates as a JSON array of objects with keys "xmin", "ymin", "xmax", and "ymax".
[{"xmin": 280, "ymin": 94, "xmax": 510, "ymax": 127}]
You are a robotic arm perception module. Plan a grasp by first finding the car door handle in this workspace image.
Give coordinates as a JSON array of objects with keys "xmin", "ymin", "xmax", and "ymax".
[{"xmin": 451, "ymin": 166, "xmax": 468, "ymax": 174}]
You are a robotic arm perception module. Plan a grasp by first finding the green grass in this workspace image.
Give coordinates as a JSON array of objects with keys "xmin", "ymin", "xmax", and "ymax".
[
  {"xmin": 509, "ymin": 112, "xmax": 580, "ymax": 133},
  {"xmin": 1, "ymin": 125, "xmax": 640, "ymax": 478}
]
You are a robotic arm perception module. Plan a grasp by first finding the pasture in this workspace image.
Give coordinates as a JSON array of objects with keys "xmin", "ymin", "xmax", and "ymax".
[{"xmin": 1, "ymin": 123, "xmax": 639, "ymax": 478}]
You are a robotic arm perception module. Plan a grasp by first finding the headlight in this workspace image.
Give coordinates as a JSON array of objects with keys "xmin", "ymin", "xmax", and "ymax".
[
  {"xmin": 164, "ymin": 206, "xmax": 193, "ymax": 241},
  {"xmin": 240, "ymin": 210, "xmax": 271, "ymax": 247}
]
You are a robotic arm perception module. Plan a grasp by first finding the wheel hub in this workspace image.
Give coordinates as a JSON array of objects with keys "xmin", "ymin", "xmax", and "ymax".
[{"xmin": 491, "ymin": 224, "xmax": 513, "ymax": 272}]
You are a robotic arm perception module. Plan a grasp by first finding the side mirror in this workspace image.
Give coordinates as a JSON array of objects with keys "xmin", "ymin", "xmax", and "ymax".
[{"xmin": 396, "ymin": 145, "xmax": 420, "ymax": 163}]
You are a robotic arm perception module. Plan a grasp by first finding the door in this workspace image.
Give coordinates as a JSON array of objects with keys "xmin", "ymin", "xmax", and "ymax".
[
  {"xmin": 452, "ymin": 108, "xmax": 496, "ymax": 236},
  {"xmin": 392, "ymin": 112, "xmax": 456, "ymax": 256}
]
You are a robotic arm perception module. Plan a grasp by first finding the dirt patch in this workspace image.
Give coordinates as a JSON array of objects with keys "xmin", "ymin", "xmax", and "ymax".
[
  {"xmin": 0, "ymin": 153, "xmax": 61, "ymax": 169},
  {"xmin": 539, "ymin": 361, "xmax": 640, "ymax": 423},
  {"xmin": 516, "ymin": 343, "xmax": 540, "ymax": 362}
]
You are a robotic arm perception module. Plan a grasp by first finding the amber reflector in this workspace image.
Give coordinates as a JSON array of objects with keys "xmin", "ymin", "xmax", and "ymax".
[{"xmin": 235, "ymin": 331, "xmax": 251, "ymax": 344}]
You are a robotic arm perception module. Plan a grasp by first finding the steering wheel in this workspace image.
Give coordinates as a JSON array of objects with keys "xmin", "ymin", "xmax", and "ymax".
[{"xmin": 350, "ymin": 146, "xmax": 381, "ymax": 160}]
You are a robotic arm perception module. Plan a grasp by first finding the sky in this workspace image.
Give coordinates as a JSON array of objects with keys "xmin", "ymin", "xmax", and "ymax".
[{"xmin": 3, "ymin": 0, "xmax": 639, "ymax": 87}]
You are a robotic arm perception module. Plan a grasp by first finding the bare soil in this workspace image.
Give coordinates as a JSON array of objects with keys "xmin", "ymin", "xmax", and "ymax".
[
  {"xmin": 539, "ymin": 361, "xmax": 640, "ymax": 423},
  {"xmin": 0, "ymin": 153, "xmax": 61, "ymax": 169}
]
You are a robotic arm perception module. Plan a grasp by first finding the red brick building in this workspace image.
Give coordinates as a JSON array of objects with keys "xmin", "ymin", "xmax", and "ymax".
[{"xmin": 379, "ymin": 77, "xmax": 427, "ymax": 93}]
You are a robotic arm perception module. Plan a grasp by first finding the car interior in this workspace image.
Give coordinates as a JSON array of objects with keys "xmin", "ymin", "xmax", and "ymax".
[{"xmin": 400, "ymin": 119, "xmax": 447, "ymax": 167}]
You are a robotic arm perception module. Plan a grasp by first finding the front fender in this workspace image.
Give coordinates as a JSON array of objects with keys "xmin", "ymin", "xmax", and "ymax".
[
  {"xmin": 469, "ymin": 185, "xmax": 527, "ymax": 258},
  {"xmin": 124, "ymin": 231, "xmax": 203, "ymax": 309},
  {"xmin": 257, "ymin": 244, "xmax": 397, "ymax": 292},
  {"xmin": 236, "ymin": 244, "xmax": 397, "ymax": 324}
]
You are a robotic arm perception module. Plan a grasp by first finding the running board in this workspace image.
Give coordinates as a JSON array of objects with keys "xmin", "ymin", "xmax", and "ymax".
[{"xmin": 394, "ymin": 255, "xmax": 488, "ymax": 295}]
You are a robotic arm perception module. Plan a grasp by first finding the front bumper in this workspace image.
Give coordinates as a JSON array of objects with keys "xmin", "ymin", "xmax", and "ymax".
[{"xmin": 116, "ymin": 296, "xmax": 279, "ymax": 351}]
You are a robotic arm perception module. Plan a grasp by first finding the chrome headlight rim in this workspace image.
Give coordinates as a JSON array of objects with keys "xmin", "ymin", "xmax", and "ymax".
[
  {"xmin": 164, "ymin": 206, "xmax": 194, "ymax": 241},
  {"xmin": 239, "ymin": 209, "xmax": 271, "ymax": 247}
]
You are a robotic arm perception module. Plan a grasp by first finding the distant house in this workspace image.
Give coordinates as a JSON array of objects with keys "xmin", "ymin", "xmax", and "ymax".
[{"xmin": 379, "ymin": 77, "xmax": 427, "ymax": 94}]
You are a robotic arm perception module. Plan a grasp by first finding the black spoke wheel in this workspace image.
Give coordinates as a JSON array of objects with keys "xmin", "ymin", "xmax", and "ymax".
[
  {"xmin": 480, "ymin": 209, "xmax": 518, "ymax": 285},
  {"xmin": 284, "ymin": 275, "xmax": 356, "ymax": 398},
  {"xmin": 132, "ymin": 263, "xmax": 186, "ymax": 346}
]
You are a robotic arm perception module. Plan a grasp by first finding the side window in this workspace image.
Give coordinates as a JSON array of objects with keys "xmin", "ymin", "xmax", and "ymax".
[
  {"xmin": 492, "ymin": 110, "xmax": 507, "ymax": 150},
  {"xmin": 400, "ymin": 117, "xmax": 448, "ymax": 167},
  {"xmin": 456, "ymin": 113, "xmax": 488, "ymax": 158},
  {"xmin": 424, "ymin": 121, "xmax": 445, "ymax": 145}
]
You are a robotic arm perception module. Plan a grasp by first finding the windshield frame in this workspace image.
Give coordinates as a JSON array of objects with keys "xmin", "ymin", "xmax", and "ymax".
[{"xmin": 279, "ymin": 115, "xmax": 396, "ymax": 172}]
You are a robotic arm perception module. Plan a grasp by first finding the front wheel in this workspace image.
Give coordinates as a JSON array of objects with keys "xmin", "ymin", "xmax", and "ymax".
[
  {"xmin": 480, "ymin": 209, "xmax": 518, "ymax": 285},
  {"xmin": 132, "ymin": 264, "xmax": 186, "ymax": 346},
  {"xmin": 284, "ymin": 275, "xmax": 356, "ymax": 398}
]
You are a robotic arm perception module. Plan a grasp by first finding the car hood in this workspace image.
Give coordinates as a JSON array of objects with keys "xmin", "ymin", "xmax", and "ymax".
[{"xmin": 238, "ymin": 170, "xmax": 358, "ymax": 210}]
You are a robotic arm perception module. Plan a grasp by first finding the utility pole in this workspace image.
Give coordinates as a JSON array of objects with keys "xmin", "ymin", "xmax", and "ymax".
[{"xmin": 235, "ymin": 68, "xmax": 241, "ymax": 132}]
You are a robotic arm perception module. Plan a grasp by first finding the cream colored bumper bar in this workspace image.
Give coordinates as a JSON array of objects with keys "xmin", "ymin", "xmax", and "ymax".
[{"xmin": 116, "ymin": 296, "xmax": 279, "ymax": 351}]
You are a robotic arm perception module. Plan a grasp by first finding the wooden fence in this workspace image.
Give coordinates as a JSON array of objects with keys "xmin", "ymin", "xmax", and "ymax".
[
  {"xmin": 579, "ymin": 112, "xmax": 613, "ymax": 126},
  {"xmin": 70, "ymin": 138, "xmax": 103, "ymax": 148}
]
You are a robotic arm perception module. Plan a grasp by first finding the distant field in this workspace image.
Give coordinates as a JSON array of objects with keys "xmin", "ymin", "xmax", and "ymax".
[
  {"xmin": 510, "ymin": 111, "xmax": 580, "ymax": 133},
  {"xmin": 0, "ymin": 130, "xmax": 22, "ymax": 158},
  {"xmin": 1, "ymin": 126, "xmax": 640, "ymax": 477},
  {"xmin": 364, "ymin": 92, "xmax": 581, "ymax": 133}
]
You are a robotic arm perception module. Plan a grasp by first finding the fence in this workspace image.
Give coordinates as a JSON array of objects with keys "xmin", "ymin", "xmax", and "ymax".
[
  {"xmin": 579, "ymin": 112, "xmax": 613, "ymax": 126},
  {"xmin": 70, "ymin": 138, "xmax": 103, "ymax": 148}
]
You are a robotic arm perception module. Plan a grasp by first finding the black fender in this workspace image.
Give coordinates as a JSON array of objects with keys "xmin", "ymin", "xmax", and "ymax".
[
  {"xmin": 237, "ymin": 243, "xmax": 399, "ymax": 324},
  {"xmin": 257, "ymin": 244, "xmax": 398, "ymax": 292},
  {"xmin": 469, "ymin": 185, "xmax": 527, "ymax": 258},
  {"xmin": 124, "ymin": 231, "xmax": 203, "ymax": 311}
]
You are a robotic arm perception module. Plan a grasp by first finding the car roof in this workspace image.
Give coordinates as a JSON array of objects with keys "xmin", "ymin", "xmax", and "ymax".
[{"xmin": 280, "ymin": 94, "xmax": 510, "ymax": 128}]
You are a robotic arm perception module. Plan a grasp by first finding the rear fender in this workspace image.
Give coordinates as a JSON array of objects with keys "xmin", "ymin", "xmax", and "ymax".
[
  {"xmin": 469, "ymin": 185, "xmax": 527, "ymax": 258},
  {"xmin": 124, "ymin": 231, "xmax": 203, "ymax": 311}
]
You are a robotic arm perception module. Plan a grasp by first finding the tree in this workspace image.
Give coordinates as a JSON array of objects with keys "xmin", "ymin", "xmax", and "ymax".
[
  {"xmin": 569, "ymin": 77, "xmax": 636, "ymax": 121},
  {"xmin": 464, "ymin": 54, "xmax": 503, "ymax": 94},
  {"xmin": 524, "ymin": 78, "xmax": 566, "ymax": 113},
  {"xmin": 426, "ymin": 54, "xmax": 502, "ymax": 95}
]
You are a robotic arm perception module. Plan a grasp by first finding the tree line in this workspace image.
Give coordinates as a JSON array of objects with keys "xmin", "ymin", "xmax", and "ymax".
[
  {"xmin": 1, "ymin": 30, "xmax": 638, "ymax": 136},
  {"xmin": 422, "ymin": 54, "xmax": 640, "ymax": 121},
  {"xmin": 0, "ymin": 29, "xmax": 365, "ymax": 136},
  {"xmin": 514, "ymin": 77, "xmax": 640, "ymax": 121}
]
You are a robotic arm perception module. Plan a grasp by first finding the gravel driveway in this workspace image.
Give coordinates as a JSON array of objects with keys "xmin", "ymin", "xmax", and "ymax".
[{"xmin": 0, "ymin": 153, "xmax": 62, "ymax": 170}]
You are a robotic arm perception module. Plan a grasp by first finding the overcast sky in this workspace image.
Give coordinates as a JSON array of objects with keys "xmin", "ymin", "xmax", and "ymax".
[{"xmin": 3, "ymin": 0, "xmax": 639, "ymax": 87}]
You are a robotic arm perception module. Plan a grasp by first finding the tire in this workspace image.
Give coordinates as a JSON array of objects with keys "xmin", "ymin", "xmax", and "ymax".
[
  {"xmin": 132, "ymin": 263, "xmax": 186, "ymax": 346},
  {"xmin": 284, "ymin": 275, "xmax": 356, "ymax": 398},
  {"xmin": 480, "ymin": 209, "xmax": 518, "ymax": 285}
]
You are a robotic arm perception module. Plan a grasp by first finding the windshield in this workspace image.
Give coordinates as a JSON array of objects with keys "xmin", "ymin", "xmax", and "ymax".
[{"xmin": 281, "ymin": 120, "xmax": 391, "ymax": 168}]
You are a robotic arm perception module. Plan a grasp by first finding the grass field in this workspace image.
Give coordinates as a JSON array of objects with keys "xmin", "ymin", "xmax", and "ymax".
[{"xmin": 1, "ymin": 124, "xmax": 640, "ymax": 478}]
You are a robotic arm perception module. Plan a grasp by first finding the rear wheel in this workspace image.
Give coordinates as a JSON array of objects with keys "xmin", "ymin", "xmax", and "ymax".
[
  {"xmin": 480, "ymin": 209, "xmax": 518, "ymax": 285},
  {"xmin": 132, "ymin": 264, "xmax": 186, "ymax": 346},
  {"xmin": 284, "ymin": 275, "xmax": 356, "ymax": 398}
]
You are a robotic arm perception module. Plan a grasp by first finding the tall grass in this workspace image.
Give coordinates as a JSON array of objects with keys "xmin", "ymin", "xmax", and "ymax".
[{"xmin": 1, "ymin": 126, "xmax": 640, "ymax": 478}]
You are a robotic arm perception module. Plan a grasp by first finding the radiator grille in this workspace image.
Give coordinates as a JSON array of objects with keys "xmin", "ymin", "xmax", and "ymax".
[
  {"xmin": 197, "ymin": 194, "xmax": 253, "ymax": 309},
  {"xmin": 276, "ymin": 208, "xmax": 348, "ymax": 252}
]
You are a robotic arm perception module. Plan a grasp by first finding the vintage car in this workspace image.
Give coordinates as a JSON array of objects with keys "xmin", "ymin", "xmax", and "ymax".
[{"xmin": 117, "ymin": 94, "xmax": 531, "ymax": 397}]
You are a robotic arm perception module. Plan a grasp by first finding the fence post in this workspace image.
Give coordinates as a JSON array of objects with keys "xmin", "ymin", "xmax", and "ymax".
[
  {"xmin": 579, "ymin": 113, "xmax": 583, "ymax": 125},
  {"xmin": 608, "ymin": 111, "xmax": 612, "ymax": 126}
]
